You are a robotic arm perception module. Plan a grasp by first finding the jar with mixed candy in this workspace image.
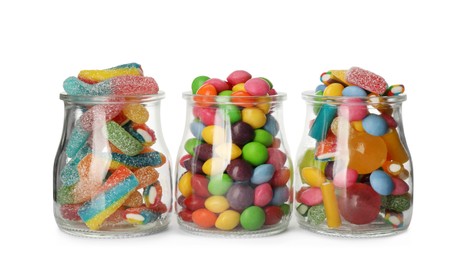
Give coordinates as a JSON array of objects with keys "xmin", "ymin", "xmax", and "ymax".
[
  {"xmin": 175, "ymin": 70, "xmax": 293, "ymax": 237},
  {"xmin": 54, "ymin": 63, "xmax": 172, "ymax": 238},
  {"xmin": 296, "ymin": 67, "xmax": 413, "ymax": 237}
]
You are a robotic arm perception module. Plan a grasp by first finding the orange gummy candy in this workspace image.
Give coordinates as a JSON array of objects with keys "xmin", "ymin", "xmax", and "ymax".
[{"xmin": 348, "ymin": 133, "xmax": 387, "ymax": 174}]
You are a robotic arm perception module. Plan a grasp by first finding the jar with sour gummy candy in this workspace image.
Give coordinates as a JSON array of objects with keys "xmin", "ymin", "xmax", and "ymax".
[
  {"xmin": 53, "ymin": 63, "xmax": 172, "ymax": 238},
  {"xmin": 175, "ymin": 71, "xmax": 293, "ymax": 237},
  {"xmin": 295, "ymin": 67, "xmax": 413, "ymax": 237}
]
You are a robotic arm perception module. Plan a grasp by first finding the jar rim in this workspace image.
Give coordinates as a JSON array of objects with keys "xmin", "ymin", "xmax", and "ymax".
[
  {"xmin": 59, "ymin": 91, "xmax": 165, "ymax": 104},
  {"xmin": 182, "ymin": 91, "xmax": 287, "ymax": 105},
  {"xmin": 302, "ymin": 90, "xmax": 407, "ymax": 104}
]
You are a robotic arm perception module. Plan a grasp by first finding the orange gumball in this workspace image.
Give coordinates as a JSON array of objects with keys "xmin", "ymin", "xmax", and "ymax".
[
  {"xmin": 194, "ymin": 84, "xmax": 217, "ymax": 107},
  {"xmin": 231, "ymin": 91, "xmax": 255, "ymax": 108},
  {"xmin": 192, "ymin": 208, "xmax": 217, "ymax": 228}
]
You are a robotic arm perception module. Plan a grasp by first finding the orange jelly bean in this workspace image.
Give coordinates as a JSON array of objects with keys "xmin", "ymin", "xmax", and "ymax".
[
  {"xmin": 192, "ymin": 208, "xmax": 217, "ymax": 228},
  {"xmin": 348, "ymin": 133, "xmax": 387, "ymax": 174},
  {"xmin": 231, "ymin": 91, "xmax": 255, "ymax": 108},
  {"xmin": 194, "ymin": 84, "xmax": 217, "ymax": 107}
]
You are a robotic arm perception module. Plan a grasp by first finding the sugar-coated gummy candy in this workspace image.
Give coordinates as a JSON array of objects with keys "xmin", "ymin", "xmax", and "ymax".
[
  {"xmin": 307, "ymin": 205, "xmax": 326, "ymax": 225},
  {"xmin": 240, "ymin": 206, "xmax": 265, "ymax": 231},
  {"xmin": 208, "ymin": 173, "xmax": 233, "ymax": 195},
  {"xmin": 66, "ymin": 124, "xmax": 90, "ymax": 158},
  {"xmin": 81, "ymin": 103, "xmax": 124, "ymax": 132},
  {"xmin": 123, "ymin": 103, "xmax": 149, "ymax": 124},
  {"xmin": 60, "ymin": 144, "xmax": 91, "ymax": 186},
  {"xmin": 254, "ymin": 183, "xmax": 273, "ymax": 207},
  {"xmin": 346, "ymin": 67, "xmax": 387, "ymax": 95},
  {"xmin": 338, "ymin": 183, "xmax": 381, "ymax": 225},
  {"xmin": 123, "ymin": 191, "xmax": 143, "ymax": 208},
  {"xmin": 144, "ymin": 182, "xmax": 163, "ymax": 207},
  {"xmin": 251, "ymin": 164, "xmax": 275, "ymax": 185},
  {"xmin": 381, "ymin": 194, "xmax": 411, "ymax": 212},
  {"xmin": 215, "ymin": 210, "xmax": 240, "ymax": 231},
  {"xmin": 111, "ymin": 150, "xmax": 164, "ymax": 169},
  {"xmin": 63, "ymin": 75, "xmax": 159, "ymax": 96},
  {"xmin": 125, "ymin": 207, "xmax": 159, "ymax": 225},
  {"xmin": 106, "ymin": 121, "xmax": 143, "ymax": 156},
  {"xmin": 226, "ymin": 183, "xmax": 254, "ymax": 211},
  {"xmin": 78, "ymin": 63, "xmax": 143, "ymax": 84},
  {"xmin": 134, "ymin": 166, "xmax": 159, "ymax": 189}
]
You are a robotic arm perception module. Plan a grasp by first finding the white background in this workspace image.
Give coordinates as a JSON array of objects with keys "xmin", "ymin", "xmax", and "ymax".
[{"xmin": 0, "ymin": 0, "xmax": 470, "ymax": 259}]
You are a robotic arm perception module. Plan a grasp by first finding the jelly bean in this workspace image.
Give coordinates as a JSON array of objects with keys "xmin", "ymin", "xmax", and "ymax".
[
  {"xmin": 324, "ymin": 161, "xmax": 334, "ymax": 180},
  {"xmin": 271, "ymin": 186, "xmax": 289, "ymax": 206},
  {"xmin": 301, "ymin": 167, "xmax": 326, "ymax": 187},
  {"xmin": 226, "ymin": 159, "xmax": 253, "ymax": 182},
  {"xmin": 240, "ymin": 206, "xmax": 265, "ymax": 231},
  {"xmin": 219, "ymin": 104, "xmax": 241, "ymax": 124},
  {"xmin": 215, "ymin": 210, "xmax": 240, "ymax": 231},
  {"xmin": 381, "ymin": 129, "xmax": 409, "ymax": 164},
  {"xmin": 226, "ymin": 183, "xmax": 254, "ymax": 211},
  {"xmin": 192, "ymin": 75, "xmax": 210, "ymax": 94},
  {"xmin": 123, "ymin": 191, "xmax": 144, "ymax": 207},
  {"xmin": 307, "ymin": 205, "xmax": 326, "ymax": 225},
  {"xmin": 362, "ymin": 114, "xmax": 388, "ymax": 136},
  {"xmin": 125, "ymin": 207, "xmax": 159, "ymax": 225},
  {"xmin": 242, "ymin": 142, "xmax": 268, "ymax": 166},
  {"xmin": 122, "ymin": 103, "xmax": 149, "ymax": 124},
  {"xmin": 346, "ymin": 67, "xmax": 387, "ymax": 94},
  {"xmin": 231, "ymin": 91, "xmax": 255, "ymax": 108},
  {"xmin": 184, "ymin": 138, "xmax": 203, "ymax": 156},
  {"xmin": 194, "ymin": 143, "xmax": 213, "ymax": 161},
  {"xmin": 242, "ymin": 107, "xmax": 267, "ymax": 129},
  {"xmin": 309, "ymin": 104, "xmax": 337, "ymax": 141},
  {"xmin": 381, "ymin": 113, "xmax": 398, "ymax": 128},
  {"xmin": 391, "ymin": 177, "xmax": 409, "ymax": 195},
  {"xmin": 342, "ymin": 86, "xmax": 367, "ymax": 97},
  {"xmin": 231, "ymin": 121, "xmax": 255, "ymax": 147},
  {"xmin": 254, "ymin": 129, "xmax": 273, "ymax": 147},
  {"xmin": 333, "ymin": 168, "xmax": 358, "ymax": 188},
  {"xmin": 251, "ymin": 164, "xmax": 275, "ymax": 184},
  {"xmin": 194, "ymin": 84, "xmax": 217, "ymax": 107},
  {"xmin": 315, "ymin": 84, "xmax": 327, "ymax": 92},
  {"xmin": 264, "ymin": 206, "xmax": 283, "ymax": 225},
  {"xmin": 384, "ymin": 210, "xmax": 404, "ymax": 228},
  {"xmin": 381, "ymin": 194, "xmax": 411, "ymax": 212},
  {"xmin": 198, "ymin": 107, "xmax": 217, "ymax": 126},
  {"xmin": 232, "ymin": 83, "xmax": 246, "ymax": 92},
  {"xmin": 216, "ymin": 90, "xmax": 234, "ymax": 102},
  {"xmin": 227, "ymin": 70, "xmax": 252, "ymax": 86},
  {"xmin": 370, "ymin": 170, "xmax": 394, "ymax": 195},
  {"xmin": 323, "ymin": 83, "xmax": 344, "ymax": 96},
  {"xmin": 245, "ymin": 78, "xmax": 270, "ymax": 96},
  {"xmin": 205, "ymin": 196, "xmax": 230, "ymax": 213},
  {"xmin": 106, "ymin": 121, "xmax": 143, "ymax": 156},
  {"xmin": 178, "ymin": 209, "xmax": 193, "ymax": 222},
  {"xmin": 78, "ymin": 63, "xmax": 143, "ymax": 84},
  {"xmin": 134, "ymin": 166, "xmax": 159, "ymax": 189},
  {"xmin": 266, "ymin": 148, "xmax": 287, "ymax": 169},
  {"xmin": 320, "ymin": 182, "xmax": 341, "ymax": 228},
  {"xmin": 63, "ymin": 75, "xmax": 159, "ymax": 96},
  {"xmin": 338, "ymin": 183, "xmax": 381, "ymax": 225},
  {"xmin": 270, "ymin": 167, "xmax": 291, "ymax": 187},
  {"xmin": 191, "ymin": 174, "xmax": 210, "ymax": 198},
  {"xmin": 192, "ymin": 208, "xmax": 217, "ymax": 228},
  {"xmin": 208, "ymin": 174, "xmax": 233, "ymax": 195},
  {"xmin": 66, "ymin": 124, "xmax": 90, "ymax": 158},
  {"xmin": 348, "ymin": 133, "xmax": 387, "ymax": 174},
  {"xmin": 183, "ymin": 194, "xmax": 206, "ymax": 211},
  {"xmin": 204, "ymin": 78, "xmax": 231, "ymax": 93},
  {"xmin": 297, "ymin": 187, "xmax": 322, "ymax": 206},
  {"xmin": 178, "ymin": 172, "xmax": 192, "ymax": 197},
  {"xmin": 214, "ymin": 143, "xmax": 242, "ymax": 160},
  {"xmin": 254, "ymin": 183, "xmax": 273, "ymax": 207},
  {"xmin": 202, "ymin": 125, "xmax": 226, "ymax": 145},
  {"xmin": 144, "ymin": 182, "xmax": 163, "ymax": 207},
  {"xmin": 182, "ymin": 156, "xmax": 204, "ymax": 174},
  {"xmin": 339, "ymin": 98, "xmax": 368, "ymax": 122},
  {"xmin": 190, "ymin": 120, "xmax": 205, "ymax": 139},
  {"xmin": 202, "ymin": 157, "xmax": 227, "ymax": 176},
  {"xmin": 263, "ymin": 114, "xmax": 280, "ymax": 136},
  {"xmin": 280, "ymin": 204, "xmax": 291, "ymax": 215},
  {"xmin": 255, "ymin": 96, "xmax": 271, "ymax": 114},
  {"xmin": 386, "ymin": 84, "xmax": 405, "ymax": 96},
  {"xmin": 81, "ymin": 103, "xmax": 124, "ymax": 132}
]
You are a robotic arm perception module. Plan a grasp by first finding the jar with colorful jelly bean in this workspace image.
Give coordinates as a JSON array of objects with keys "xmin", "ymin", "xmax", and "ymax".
[
  {"xmin": 175, "ymin": 72, "xmax": 293, "ymax": 237},
  {"xmin": 295, "ymin": 68, "xmax": 413, "ymax": 237},
  {"xmin": 54, "ymin": 63, "xmax": 172, "ymax": 238}
]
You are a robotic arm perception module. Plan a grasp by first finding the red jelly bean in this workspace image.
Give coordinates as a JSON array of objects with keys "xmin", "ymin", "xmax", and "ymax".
[
  {"xmin": 183, "ymin": 195, "xmax": 205, "ymax": 211},
  {"xmin": 264, "ymin": 206, "xmax": 283, "ymax": 225},
  {"xmin": 178, "ymin": 208, "xmax": 193, "ymax": 222},
  {"xmin": 338, "ymin": 183, "xmax": 381, "ymax": 225},
  {"xmin": 270, "ymin": 167, "xmax": 291, "ymax": 187},
  {"xmin": 191, "ymin": 174, "xmax": 210, "ymax": 198}
]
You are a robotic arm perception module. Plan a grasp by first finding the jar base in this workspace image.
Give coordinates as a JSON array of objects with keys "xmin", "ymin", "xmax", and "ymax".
[
  {"xmin": 297, "ymin": 218, "xmax": 408, "ymax": 238},
  {"xmin": 178, "ymin": 218, "xmax": 289, "ymax": 238}
]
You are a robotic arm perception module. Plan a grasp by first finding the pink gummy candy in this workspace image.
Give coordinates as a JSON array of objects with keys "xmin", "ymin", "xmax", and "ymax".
[
  {"xmin": 80, "ymin": 103, "xmax": 124, "ymax": 132},
  {"xmin": 111, "ymin": 76, "xmax": 159, "ymax": 95},
  {"xmin": 346, "ymin": 67, "xmax": 387, "ymax": 95}
]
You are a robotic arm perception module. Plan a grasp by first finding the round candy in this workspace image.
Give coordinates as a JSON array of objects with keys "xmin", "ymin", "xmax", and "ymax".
[
  {"xmin": 226, "ymin": 159, "xmax": 253, "ymax": 181},
  {"xmin": 254, "ymin": 183, "xmax": 273, "ymax": 207},
  {"xmin": 205, "ymin": 195, "xmax": 230, "ymax": 213},
  {"xmin": 315, "ymin": 84, "xmax": 327, "ymax": 92},
  {"xmin": 208, "ymin": 173, "xmax": 233, "ymax": 195},
  {"xmin": 370, "ymin": 169, "xmax": 394, "ymax": 195},
  {"xmin": 202, "ymin": 157, "xmax": 227, "ymax": 176},
  {"xmin": 178, "ymin": 209, "xmax": 193, "ymax": 222},
  {"xmin": 256, "ymin": 96, "xmax": 271, "ymax": 114},
  {"xmin": 266, "ymin": 148, "xmax": 287, "ymax": 169},
  {"xmin": 323, "ymin": 83, "xmax": 344, "ymax": 96},
  {"xmin": 342, "ymin": 86, "xmax": 367, "ymax": 97},
  {"xmin": 270, "ymin": 167, "xmax": 291, "ymax": 187},
  {"xmin": 333, "ymin": 168, "xmax": 358, "ymax": 188},
  {"xmin": 263, "ymin": 114, "xmax": 279, "ymax": 136},
  {"xmin": 226, "ymin": 183, "xmax": 254, "ymax": 211},
  {"xmin": 192, "ymin": 75, "xmax": 210, "ymax": 94},
  {"xmin": 232, "ymin": 83, "xmax": 246, "ymax": 92},
  {"xmin": 192, "ymin": 208, "xmax": 217, "ymax": 228},
  {"xmin": 242, "ymin": 107, "xmax": 267, "ymax": 129},
  {"xmin": 264, "ymin": 206, "xmax": 283, "ymax": 225},
  {"xmin": 338, "ymin": 183, "xmax": 381, "ymax": 225},
  {"xmin": 251, "ymin": 164, "xmax": 275, "ymax": 184},
  {"xmin": 339, "ymin": 98, "xmax": 368, "ymax": 122},
  {"xmin": 178, "ymin": 172, "xmax": 192, "ymax": 197},
  {"xmin": 254, "ymin": 129, "xmax": 273, "ymax": 147},
  {"xmin": 271, "ymin": 186, "xmax": 290, "ymax": 206},
  {"xmin": 244, "ymin": 78, "xmax": 270, "ymax": 96},
  {"xmin": 195, "ymin": 84, "xmax": 217, "ymax": 106},
  {"xmin": 190, "ymin": 120, "xmax": 205, "ymax": 139},
  {"xmin": 260, "ymin": 77, "xmax": 273, "ymax": 89},
  {"xmin": 215, "ymin": 210, "xmax": 240, "ymax": 231},
  {"xmin": 204, "ymin": 78, "xmax": 231, "ymax": 93},
  {"xmin": 194, "ymin": 143, "xmax": 213, "ymax": 161},
  {"xmin": 191, "ymin": 174, "xmax": 210, "ymax": 198},
  {"xmin": 362, "ymin": 114, "xmax": 389, "ymax": 136},
  {"xmin": 182, "ymin": 156, "xmax": 204, "ymax": 174},
  {"xmin": 242, "ymin": 142, "xmax": 269, "ymax": 166},
  {"xmin": 184, "ymin": 138, "xmax": 203, "ymax": 156},
  {"xmin": 219, "ymin": 104, "xmax": 241, "ymax": 124},
  {"xmin": 214, "ymin": 143, "xmax": 242, "ymax": 160},
  {"xmin": 296, "ymin": 187, "xmax": 322, "ymax": 206},
  {"xmin": 227, "ymin": 70, "xmax": 252, "ymax": 86},
  {"xmin": 348, "ymin": 133, "xmax": 387, "ymax": 174},
  {"xmin": 202, "ymin": 125, "xmax": 226, "ymax": 145},
  {"xmin": 240, "ymin": 206, "xmax": 265, "ymax": 230},
  {"xmin": 231, "ymin": 121, "xmax": 255, "ymax": 147},
  {"xmin": 198, "ymin": 107, "xmax": 217, "ymax": 126},
  {"xmin": 231, "ymin": 91, "xmax": 255, "ymax": 108}
]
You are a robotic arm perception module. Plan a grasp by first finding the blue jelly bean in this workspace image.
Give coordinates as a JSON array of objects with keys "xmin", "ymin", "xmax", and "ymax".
[
  {"xmin": 342, "ymin": 86, "xmax": 367, "ymax": 97},
  {"xmin": 263, "ymin": 114, "xmax": 279, "ymax": 136},
  {"xmin": 315, "ymin": 84, "xmax": 327, "ymax": 92},
  {"xmin": 308, "ymin": 104, "xmax": 337, "ymax": 141},
  {"xmin": 190, "ymin": 120, "xmax": 205, "ymax": 140},
  {"xmin": 370, "ymin": 170, "xmax": 394, "ymax": 195},
  {"xmin": 271, "ymin": 186, "xmax": 290, "ymax": 206},
  {"xmin": 362, "ymin": 114, "xmax": 388, "ymax": 136},
  {"xmin": 66, "ymin": 124, "xmax": 90, "ymax": 158},
  {"xmin": 251, "ymin": 164, "xmax": 275, "ymax": 184}
]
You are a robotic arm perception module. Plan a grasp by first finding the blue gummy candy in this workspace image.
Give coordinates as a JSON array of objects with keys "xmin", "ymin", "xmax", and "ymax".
[
  {"xmin": 63, "ymin": 77, "xmax": 112, "ymax": 96},
  {"xmin": 308, "ymin": 104, "xmax": 337, "ymax": 141},
  {"xmin": 111, "ymin": 151, "xmax": 163, "ymax": 168},
  {"xmin": 60, "ymin": 145, "xmax": 91, "ymax": 186},
  {"xmin": 66, "ymin": 124, "xmax": 90, "ymax": 158}
]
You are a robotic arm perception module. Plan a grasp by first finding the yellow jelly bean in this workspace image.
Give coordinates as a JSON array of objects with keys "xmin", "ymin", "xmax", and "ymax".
[
  {"xmin": 301, "ymin": 167, "xmax": 326, "ymax": 187},
  {"xmin": 214, "ymin": 143, "xmax": 242, "ymax": 160},
  {"xmin": 202, "ymin": 157, "xmax": 227, "ymax": 175},
  {"xmin": 205, "ymin": 196, "xmax": 230, "ymax": 213},
  {"xmin": 178, "ymin": 172, "xmax": 192, "ymax": 197},
  {"xmin": 123, "ymin": 103, "xmax": 149, "ymax": 124},
  {"xmin": 323, "ymin": 83, "xmax": 344, "ymax": 96},
  {"xmin": 256, "ymin": 96, "xmax": 271, "ymax": 114},
  {"xmin": 201, "ymin": 125, "xmax": 227, "ymax": 145},
  {"xmin": 242, "ymin": 107, "xmax": 267, "ymax": 129},
  {"xmin": 215, "ymin": 210, "xmax": 240, "ymax": 231},
  {"xmin": 232, "ymin": 83, "xmax": 246, "ymax": 92}
]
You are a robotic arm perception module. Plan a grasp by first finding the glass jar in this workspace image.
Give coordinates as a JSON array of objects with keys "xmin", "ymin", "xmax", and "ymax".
[
  {"xmin": 54, "ymin": 92, "xmax": 172, "ymax": 238},
  {"xmin": 175, "ymin": 92, "xmax": 293, "ymax": 237},
  {"xmin": 295, "ymin": 91, "xmax": 413, "ymax": 237}
]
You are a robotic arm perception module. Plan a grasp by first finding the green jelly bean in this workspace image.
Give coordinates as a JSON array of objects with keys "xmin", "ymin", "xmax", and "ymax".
[
  {"xmin": 280, "ymin": 203, "xmax": 291, "ymax": 215},
  {"xmin": 192, "ymin": 75, "xmax": 210, "ymax": 94},
  {"xmin": 254, "ymin": 129, "xmax": 273, "ymax": 147},
  {"xmin": 242, "ymin": 142, "xmax": 268, "ymax": 166},
  {"xmin": 240, "ymin": 206, "xmax": 265, "ymax": 230},
  {"xmin": 260, "ymin": 77, "xmax": 273, "ymax": 89},
  {"xmin": 208, "ymin": 174, "xmax": 233, "ymax": 195},
  {"xmin": 219, "ymin": 104, "xmax": 241, "ymax": 124},
  {"xmin": 184, "ymin": 138, "xmax": 203, "ymax": 156}
]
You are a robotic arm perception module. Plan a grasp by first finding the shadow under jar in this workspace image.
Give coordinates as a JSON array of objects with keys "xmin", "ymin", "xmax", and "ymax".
[{"xmin": 295, "ymin": 91, "xmax": 413, "ymax": 237}]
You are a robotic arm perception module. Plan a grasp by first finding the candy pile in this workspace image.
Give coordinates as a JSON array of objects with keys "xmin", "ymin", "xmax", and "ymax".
[
  {"xmin": 177, "ymin": 70, "xmax": 291, "ymax": 232},
  {"xmin": 57, "ymin": 63, "xmax": 167, "ymax": 231},
  {"xmin": 297, "ymin": 67, "xmax": 411, "ymax": 229}
]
